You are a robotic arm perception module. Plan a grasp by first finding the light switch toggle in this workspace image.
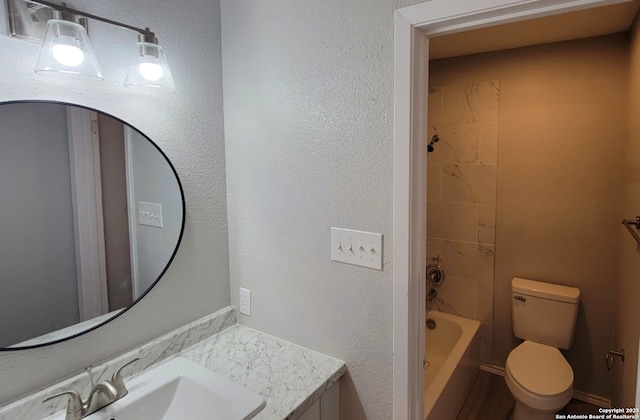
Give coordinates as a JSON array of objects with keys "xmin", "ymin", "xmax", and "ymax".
[{"xmin": 330, "ymin": 227, "xmax": 383, "ymax": 270}]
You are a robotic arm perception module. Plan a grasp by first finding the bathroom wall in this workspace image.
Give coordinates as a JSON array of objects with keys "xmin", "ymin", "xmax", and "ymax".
[
  {"xmin": 430, "ymin": 34, "xmax": 628, "ymax": 399},
  {"xmin": 615, "ymin": 15, "xmax": 640, "ymax": 408},
  {"xmin": 426, "ymin": 80, "xmax": 499, "ymax": 364},
  {"xmin": 0, "ymin": 0, "xmax": 230, "ymax": 403},
  {"xmin": 220, "ymin": 0, "xmax": 404, "ymax": 418}
]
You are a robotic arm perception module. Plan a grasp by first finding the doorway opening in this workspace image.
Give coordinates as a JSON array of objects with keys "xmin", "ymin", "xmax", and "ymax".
[{"xmin": 393, "ymin": 1, "xmax": 640, "ymax": 418}]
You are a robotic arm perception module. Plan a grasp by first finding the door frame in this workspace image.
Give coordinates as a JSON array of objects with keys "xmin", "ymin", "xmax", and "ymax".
[
  {"xmin": 392, "ymin": 0, "xmax": 634, "ymax": 418},
  {"xmin": 124, "ymin": 127, "xmax": 141, "ymax": 299},
  {"xmin": 67, "ymin": 106, "xmax": 108, "ymax": 321}
]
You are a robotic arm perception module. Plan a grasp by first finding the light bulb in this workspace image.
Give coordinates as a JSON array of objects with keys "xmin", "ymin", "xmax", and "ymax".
[
  {"xmin": 51, "ymin": 35, "xmax": 84, "ymax": 67},
  {"xmin": 125, "ymin": 40, "xmax": 174, "ymax": 89},
  {"xmin": 138, "ymin": 62, "xmax": 163, "ymax": 81},
  {"xmin": 51, "ymin": 43, "xmax": 84, "ymax": 67}
]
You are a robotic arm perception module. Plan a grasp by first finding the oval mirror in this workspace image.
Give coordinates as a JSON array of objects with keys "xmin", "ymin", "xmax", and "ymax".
[{"xmin": 0, "ymin": 101, "xmax": 185, "ymax": 350}]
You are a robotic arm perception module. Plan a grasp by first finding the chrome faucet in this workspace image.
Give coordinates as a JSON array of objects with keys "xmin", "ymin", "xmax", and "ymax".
[
  {"xmin": 43, "ymin": 358, "xmax": 140, "ymax": 420},
  {"xmin": 84, "ymin": 381, "xmax": 118, "ymax": 415}
]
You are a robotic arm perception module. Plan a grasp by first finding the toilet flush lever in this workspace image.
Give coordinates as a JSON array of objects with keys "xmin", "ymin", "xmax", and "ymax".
[{"xmin": 514, "ymin": 295, "xmax": 526, "ymax": 302}]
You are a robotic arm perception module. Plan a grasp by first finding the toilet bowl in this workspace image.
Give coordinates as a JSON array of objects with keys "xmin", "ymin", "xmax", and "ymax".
[{"xmin": 505, "ymin": 341, "xmax": 573, "ymax": 420}]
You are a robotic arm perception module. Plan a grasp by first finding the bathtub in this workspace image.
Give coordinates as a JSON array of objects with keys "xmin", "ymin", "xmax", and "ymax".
[{"xmin": 424, "ymin": 310, "xmax": 481, "ymax": 420}]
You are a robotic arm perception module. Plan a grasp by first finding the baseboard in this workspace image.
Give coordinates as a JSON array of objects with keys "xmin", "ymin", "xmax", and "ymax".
[
  {"xmin": 572, "ymin": 390, "xmax": 611, "ymax": 409},
  {"xmin": 480, "ymin": 363, "xmax": 611, "ymax": 408}
]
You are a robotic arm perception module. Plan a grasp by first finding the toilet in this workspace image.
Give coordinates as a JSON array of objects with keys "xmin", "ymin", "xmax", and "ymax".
[{"xmin": 505, "ymin": 277, "xmax": 581, "ymax": 420}]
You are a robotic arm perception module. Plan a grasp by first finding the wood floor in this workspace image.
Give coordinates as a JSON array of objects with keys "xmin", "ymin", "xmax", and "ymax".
[{"xmin": 455, "ymin": 370, "xmax": 602, "ymax": 420}]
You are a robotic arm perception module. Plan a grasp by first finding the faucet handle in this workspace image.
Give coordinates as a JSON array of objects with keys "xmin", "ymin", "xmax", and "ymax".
[
  {"xmin": 43, "ymin": 390, "xmax": 84, "ymax": 416},
  {"xmin": 111, "ymin": 358, "xmax": 140, "ymax": 397}
]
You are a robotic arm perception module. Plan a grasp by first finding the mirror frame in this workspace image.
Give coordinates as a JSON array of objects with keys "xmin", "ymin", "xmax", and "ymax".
[{"xmin": 0, "ymin": 100, "xmax": 186, "ymax": 351}]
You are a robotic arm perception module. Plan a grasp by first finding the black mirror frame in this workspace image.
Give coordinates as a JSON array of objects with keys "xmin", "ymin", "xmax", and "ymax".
[{"xmin": 0, "ymin": 100, "xmax": 186, "ymax": 351}]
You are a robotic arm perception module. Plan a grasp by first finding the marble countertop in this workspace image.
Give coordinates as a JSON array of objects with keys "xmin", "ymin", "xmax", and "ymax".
[
  {"xmin": 0, "ymin": 307, "xmax": 346, "ymax": 420},
  {"xmin": 179, "ymin": 324, "xmax": 346, "ymax": 419}
]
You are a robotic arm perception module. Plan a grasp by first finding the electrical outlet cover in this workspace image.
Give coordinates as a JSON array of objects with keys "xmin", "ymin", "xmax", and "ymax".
[{"xmin": 239, "ymin": 287, "xmax": 251, "ymax": 316}]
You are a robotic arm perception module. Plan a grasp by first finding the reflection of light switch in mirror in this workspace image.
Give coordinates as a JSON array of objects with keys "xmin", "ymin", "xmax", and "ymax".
[{"xmin": 138, "ymin": 201, "xmax": 163, "ymax": 228}]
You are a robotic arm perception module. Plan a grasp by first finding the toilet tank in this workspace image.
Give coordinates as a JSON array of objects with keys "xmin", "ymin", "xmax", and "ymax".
[{"xmin": 512, "ymin": 278, "xmax": 580, "ymax": 349}]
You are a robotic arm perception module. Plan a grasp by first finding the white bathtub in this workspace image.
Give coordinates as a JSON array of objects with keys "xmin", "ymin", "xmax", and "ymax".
[{"xmin": 424, "ymin": 310, "xmax": 481, "ymax": 420}]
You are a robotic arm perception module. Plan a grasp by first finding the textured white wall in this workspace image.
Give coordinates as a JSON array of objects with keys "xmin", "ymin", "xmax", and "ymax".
[
  {"xmin": 221, "ymin": 1, "xmax": 401, "ymax": 418},
  {"xmin": 0, "ymin": 0, "xmax": 229, "ymax": 403}
]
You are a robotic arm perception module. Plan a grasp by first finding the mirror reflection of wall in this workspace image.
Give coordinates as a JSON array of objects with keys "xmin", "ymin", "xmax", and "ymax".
[
  {"xmin": 125, "ymin": 126, "xmax": 183, "ymax": 297},
  {"xmin": 0, "ymin": 103, "xmax": 81, "ymax": 347},
  {"xmin": 0, "ymin": 102, "xmax": 184, "ymax": 349}
]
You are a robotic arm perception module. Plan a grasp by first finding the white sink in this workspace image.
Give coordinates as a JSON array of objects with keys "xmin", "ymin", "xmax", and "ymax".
[{"xmin": 82, "ymin": 357, "xmax": 265, "ymax": 420}]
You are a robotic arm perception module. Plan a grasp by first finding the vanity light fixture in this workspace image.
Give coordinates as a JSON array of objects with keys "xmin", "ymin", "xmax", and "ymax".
[
  {"xmin": 124, "ymin": 33, "xmax": 175, "ymax": 90},
  {"xmin": 7, "ymin": 0, "xmax": 175, "ymax": 89},
  {"xmin": 34, "ymin": 9, "xmax": 102, "ymax": 79}
]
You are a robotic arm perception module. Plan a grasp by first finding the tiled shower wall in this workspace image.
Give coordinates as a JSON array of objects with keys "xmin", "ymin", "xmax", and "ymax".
[{"xmin": 426, "ymin": 80, "xmax": 499, "ymax": 364}]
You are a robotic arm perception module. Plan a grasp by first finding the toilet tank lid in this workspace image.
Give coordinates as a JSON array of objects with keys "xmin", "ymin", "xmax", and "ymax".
[{"xmin": 512, "ymin": 278, "xmax": 580, "ymax": 303}]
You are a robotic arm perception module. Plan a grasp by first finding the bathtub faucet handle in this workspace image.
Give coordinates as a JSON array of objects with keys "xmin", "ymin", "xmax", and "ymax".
[
  {"xmin": 427, "ymin": 288, "xmax": 438, "ymax": 302},
  {"xmin": 426, "ymin": 264, "xmax": 445, "ymax": 286}
]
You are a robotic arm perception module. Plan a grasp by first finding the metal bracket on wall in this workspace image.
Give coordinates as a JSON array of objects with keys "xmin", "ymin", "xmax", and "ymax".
[
  {"xmin": 621, "ymin": 216, "xmax": 640, "ymax": 246},
  {"xmin": 6, "ymin": 0, "xmax": 89, "ymax": 42},
  {"xmin": 606, "ymin": 349, "xmax": 624, "ymax": 371}
]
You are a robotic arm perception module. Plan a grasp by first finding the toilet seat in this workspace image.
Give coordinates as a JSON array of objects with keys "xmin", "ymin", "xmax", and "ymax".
[{"xmin": 505, "ymin": 341, "xmax": 573, "ymax": 411}]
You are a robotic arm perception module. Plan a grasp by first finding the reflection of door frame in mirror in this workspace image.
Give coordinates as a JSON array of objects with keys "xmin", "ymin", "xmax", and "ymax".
[
  {"xmin": 66, "ymin": 106, "xmax": 108, "ymax": 322},
  {"xmin": 124, "ymin": 128, "xmax": 139, "ymax": 299}
]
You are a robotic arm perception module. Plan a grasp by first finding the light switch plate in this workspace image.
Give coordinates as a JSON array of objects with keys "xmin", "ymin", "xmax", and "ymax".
[
  {"xmin": 331, "ymin": 227, "xmax": 383, "ymax": 270},
  {"xmin": 138, "ymin": 201, "xmax": 163, "ymax": 228}
]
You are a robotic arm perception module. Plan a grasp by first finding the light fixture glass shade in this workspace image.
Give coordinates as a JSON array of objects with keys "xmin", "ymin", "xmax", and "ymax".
[
  {"xmin": 125, "ymin": 42, "xmax": 175, "ymax": 90},
  {"xmin": 34, "ymin": 19, "xmax": 103, "ymax": 79}
]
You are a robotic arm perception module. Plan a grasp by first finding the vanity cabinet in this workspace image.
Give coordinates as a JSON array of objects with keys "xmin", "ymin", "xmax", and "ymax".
[{"xmin": 297, "ymin": 382, "xmax": 339, "ymax": 420}]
